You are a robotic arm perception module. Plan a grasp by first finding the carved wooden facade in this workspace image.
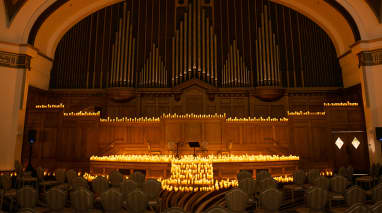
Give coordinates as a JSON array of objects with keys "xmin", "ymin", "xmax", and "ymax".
[{"xmin": 23, "ymin": 85, "xmax": 369, "ymax": 171}]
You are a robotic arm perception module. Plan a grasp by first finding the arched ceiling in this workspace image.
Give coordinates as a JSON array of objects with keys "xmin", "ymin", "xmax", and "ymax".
[{"xmin": 2, "ymin": 0, "xmax": 378, "ymax": 58}]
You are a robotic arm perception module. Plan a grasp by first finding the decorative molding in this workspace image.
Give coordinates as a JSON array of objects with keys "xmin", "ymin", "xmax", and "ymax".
[
  {"xmin": 358, "ymin": 49, "xmax": 382, "ymax": 66},
  {"xmin": 0, "ymin": 51, "xmax": 31, "ymax": 69}
]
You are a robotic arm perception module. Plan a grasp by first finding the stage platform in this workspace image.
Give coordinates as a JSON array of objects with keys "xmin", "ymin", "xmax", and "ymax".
[{"xmin": 89, "ymin": 158, "xmax": 299, "ymax": 179}]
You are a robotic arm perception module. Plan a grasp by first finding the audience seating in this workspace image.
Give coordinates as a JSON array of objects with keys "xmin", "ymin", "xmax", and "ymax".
[
  {"xmin": 284, "ymin": 169, "xmax": 305, "ymax": 202},
  {"xmin": 296, "ymin": 187, "xmax": 328, "ymax": 213},
  {"xmin": 143, "ymin": 179, "xmax": 162, "ymax": 212},
  {"xmin": 65, "ymin": 169, "xmax": 77, "ymax": 186},
  {"xmin": 109, "ymin": 171, "xmax": 123, "ymax": 188},
  {"xmin": 129, "ymin": 171, "xmax": 145, "ymax": 189},
  {"xmin": 70, "ymin": 187, "xmax": 98, "ymax": 212},
  {"xmin": 16, "ymin": 186, "xmax": 38, "ymax": 211},
  {"xmin": 45, "ymin": 187, "xmax": 67, "ymax": 212},
  {"xmin": 237, "ymin": 170, "xmax": 252, "ymax": 182},
  {"xmin": 257, "ymin": 188, "xmax": 283, "ymax": 213},
  {"xmin": 100, "ymin": 188, "xmax": 124, "ymax": 213},
  {"xmin": 121, "ymin": 179, "xmax": 138, "ymax": 202},
  {"xmin": 72, "ymin": 176, "xmax": 90, "ymax": 191},
  {"xmin": 36, "ymin": 167, "xmax": 58, "ymax": 192},
  {"xmin": 0, "ymin": 174, "xmax": 16, "ymax": 211},
  {"xmin": 15, "ymin": 161, "xmax": 37, "ymax": 189},
  {"xmin": 225, "ymin": 188, "xmax": 248, "ymax": 213},
  {"xmin": 329, "ymin": 175, "xmax": 350, "ymax": 208},
  {"xmin": 238, "ymin": 177, "xmax": 257, "ymax": 207},
  {"xmin": 370, "ymin": 183, "xmax": 382, "ymax": 203},
  {"xmin": 5, "ymin": 166, "xmax": 382, "ymax": 212},
  {"xmin": 313, "ymin": 176, "xmax": 330, "ymax": 190},
  {"xmin": 91, "ymin": 176, "xmax": 109, "ymax": 198},
  {"xmin": 344, "ymin": 203, "xmax": 370, "ymax": 213},
  {"xmin": 126, "ymin": 189, "xmax": 148, "ymax": 213},
  {"xmin": 331, "ymin": 185, "xmax": 366, "ymax": 213},
  {"xmin": 371, "ymin": 200, "xmax": 382, "ymax": 213}
]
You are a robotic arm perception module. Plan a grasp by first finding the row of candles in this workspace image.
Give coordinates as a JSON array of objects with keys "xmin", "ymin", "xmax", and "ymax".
[
  {"xmin": 90, "ymin": 154, "xmax": 300, "ymax": 163},
  {"xmin": 100, "ymin": 117, "xmax": 160, "ymax": 123},
  {"xmin": 287, "ymin": 111, "xmax": 326, "ymax": 116},
  {"xmin": 158, "ymin": 178, "xmax": 239, "ymax": 192},
  {"xmin": 226, "ymin": 117, "xmax": 288, "ymax": 122},
  {"xmin": 161, "ymin": 113, "xmax": 226, "ymax": 119},
  {"xmin": 324, "ymin": 101, "xmax": 358, "ymax": 107},
  {"xmin": 63, "ymin": 111, "xmax": 100, "ymax": 117},
  {"xmin": 35, "ymin": 103, "xmax": 64, "ymax": 109}
]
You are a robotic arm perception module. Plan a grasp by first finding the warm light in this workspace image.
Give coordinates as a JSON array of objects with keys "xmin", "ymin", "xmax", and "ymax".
[
  {"xmin": 35, "ymin": 103, "xmax": 64, "ymax": 109},
  {"xmin": 324, "ymin": 101, "xmax": 358, "ymax": 107},
  {"xmin": 64, "ymin": 111, "xmax": 100, "ymax": 117},
  {"xmin": 287, "ymin": 111, "xmax": 325, "ymax": 116},
  {"xmin": 90, "ymin": 154, "xmax": 299, "ymax": 192},
  {"xmin": 352, "ymin": 137, "xmax": 360, "ymax": 149},
  {"xmin": 156, "ymin": 155, "xmax": 239, "ymax": 192},
  {"xmin": 161, "ymin": 113, "xmax": 226, "ymax": 119},
  {"xmin": 90, "ymin": 154, "xmax": 299, "ymax": 163},
  {"xmin": 320, "ymin": 169, "xmax": 333, "ymax": 177},
  {"xmin": 100, "ymin": 116, "xmax": 160, "ymax": 123},
  {"xmin": 226, "ymin": 116, "xmax": 288, "ymax": 122},
  {"xmin": 273, "ymin": 175, "xmax": 293, "ymax": 183},
  {"xmin": 335, "ymin": 137, "xmax": 344, "ymax": 149}
]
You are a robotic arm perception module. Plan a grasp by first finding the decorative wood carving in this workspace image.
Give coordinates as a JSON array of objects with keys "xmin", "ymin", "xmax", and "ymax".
[
  {"xmin": 0, "ymin": 51, "xmax": 31, "ymax": 69},
  {"xmin": 358, "ymin": 49, "xmax": 382, "ymax": 66}
]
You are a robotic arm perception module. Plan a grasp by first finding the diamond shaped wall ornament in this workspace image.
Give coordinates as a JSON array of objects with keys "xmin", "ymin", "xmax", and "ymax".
[
  {"xmin": 352, "ymin": 137, "xmax": 360, "ymax": 149},
  {"xmin": 335, "ymin": 137, "xmax": 344, "ymax": 149}
]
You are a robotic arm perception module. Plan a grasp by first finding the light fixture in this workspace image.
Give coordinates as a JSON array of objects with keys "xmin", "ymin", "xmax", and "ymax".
[
  {"xmin": 335, "ymin": 137, "xmax": 344, "ymax": 149},
  {"xmin": 352, "ymin": 137, "xmax": 360, "ymax": 149}
]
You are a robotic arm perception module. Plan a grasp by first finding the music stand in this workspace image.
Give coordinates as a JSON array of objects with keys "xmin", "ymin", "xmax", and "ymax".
[{"xmin": 188, "ymin": 142, "xmax": 200, "ymax": 157}]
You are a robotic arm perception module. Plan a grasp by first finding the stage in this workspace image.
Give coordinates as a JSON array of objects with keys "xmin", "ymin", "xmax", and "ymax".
[{"xmin": 89, "ymin": 154, "xmax": 299, "ymax": 179}]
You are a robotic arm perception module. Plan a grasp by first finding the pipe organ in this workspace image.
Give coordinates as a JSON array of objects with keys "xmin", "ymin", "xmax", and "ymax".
[
  {"xmin": 140, "ymin": 44, "xmax": 168, "ymax": 87},
  {"xmin": 256, "ymin": 5, "xmax": 281, "ymax": 87},
  {"xmin": 110, "ymin": 4, "xmax": 136, "ymax": 87},
  {"xmin": 222, "ymin": 40, "xmax": 250, "ymax": 87},
  {"xmin": 172, "ymin": 0, "xmax": 218, "ymax": 87},
  {"xmin": 50, "ymin": 0, "xmax": 343, "ymax": 90}
]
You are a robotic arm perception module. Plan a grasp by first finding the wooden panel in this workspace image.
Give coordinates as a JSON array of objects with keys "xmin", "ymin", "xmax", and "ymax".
[
  {"xmin": 185, "ymin": 96, "xmax": 203, "ymax": 114},
  {"xmin": 184, "ymin": 122, "xmax": 202, "ymax": 142},
  {"xmin": 204, "ymin": 122, "xmax": 221, "ymax": 144},
  {"xmin": 293, "ymin": 126, "xmax": 310, "ymax": 158}
]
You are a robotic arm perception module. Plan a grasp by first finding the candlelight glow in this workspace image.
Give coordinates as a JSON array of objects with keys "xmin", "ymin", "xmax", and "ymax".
[
  {"xmin": 35, "ymin": 103, "xmax": 64, "ymax": 109},
  {"xmin": 100, "ymin": 116, "xmax": 160, "ymax": 123},
  {"xmin": 90, "ymin": 154, "xmax": 299, "ymax": 163},
  {"xmin": 157, "ymin": 155, "xmax": 238, "ymax": 192},
  {"xmin": 161, "ymin": 113, "xmax": 226, "ymax": 119},
  {"xmin": 323, "ymin": 101, "xmax": 358, "ymax": 107},
  {"xmin": 287, "ymin": 111, "xmax": 325, "ymax": 116},
  {"xmin": 226, "ymin": 116, "xmax": 288, "ymax": 122},
  {"xmin": 64, "ymin": 111, "xmax": 100, "ymax": 117},
  {"xmin": 273, "ymin": 175, "xmax": 293, "ymax": 183},
  {"xmin": 320, "ymin": 169, "xmax": 333, "ymax": 177}
]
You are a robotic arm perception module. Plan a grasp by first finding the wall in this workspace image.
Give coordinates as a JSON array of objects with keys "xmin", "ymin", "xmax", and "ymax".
[{"xmin": 22, "ymin": 85, "xmax": 369, "ymax": 171}]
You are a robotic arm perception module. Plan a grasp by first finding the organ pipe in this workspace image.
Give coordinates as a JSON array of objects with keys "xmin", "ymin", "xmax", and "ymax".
[
  {"xmin": 172, "ymin": 37, "xmax": 175, "ymax": 86},
  {"xmin": 110, "ymin": 4, "xmax": 135, "ymax": 87},
  {"xmin": 172, "ymin": 1, "xmax": 217, "ymax": 86},
  {"xmin": 202, "ymin": 10, "xmax": 205, "ymax": 81},
  {"xmin": 141, "ymin": 44, "xmax": 168, "ymax": 87},
  {"xmin": 255, "ymin": 4, "xmax": 280, "ymax": 87},
  {"xmin": 51, "ymin": 0, "xmax": 343, "ymax": 90},
  {"xmin": 222, "ymin": 40, "xmax": 249, "ymax": 87}
]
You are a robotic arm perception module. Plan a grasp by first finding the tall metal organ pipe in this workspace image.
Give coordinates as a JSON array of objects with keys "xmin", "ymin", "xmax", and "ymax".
[
  {"xmin": 110, "ymin": 3, "xmax": 136, "ymax": 87},
  {"xmin": 255, "ymin": 4, "xmax": 281, "ymax": 87}
]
